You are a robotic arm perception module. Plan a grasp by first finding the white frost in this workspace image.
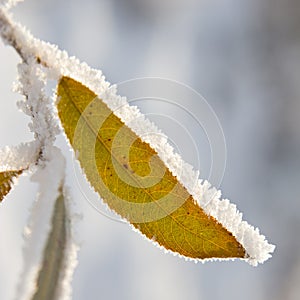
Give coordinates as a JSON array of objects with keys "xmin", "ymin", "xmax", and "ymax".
[
  {"xmin": 15, "ymin": 59, "xmax": 60, "ymax": 157},
  {"xmin": 0, "ymin": 141, "xmax": 39, "ymax": 172}
]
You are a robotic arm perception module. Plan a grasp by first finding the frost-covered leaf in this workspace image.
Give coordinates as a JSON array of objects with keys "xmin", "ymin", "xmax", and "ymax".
[
  {"xmin": 0, "ymin": 142, "xmax": 39, "ymax": 202},
  {"xmin": 31, "ymin": 189, "xmax": 66, "ymax": 300},
  {"xmin": 15, "ymin": 147, "xmax": 78, "ymax": 300},
  {"xmin": 0, "ymin": 169, "xmax": 23, "ymax": 202},
  {"xmin": 57, "ymin": 76, "xmax": 246, "ymax": 260}
]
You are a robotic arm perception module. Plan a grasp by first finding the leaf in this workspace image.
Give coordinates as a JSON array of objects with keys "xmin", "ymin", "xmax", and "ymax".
[
  {"xmin": 31, "ymin": 188, "xmax": 67, "ymax": 300},
  {"xmin": 0, "ymin": 169, "xmax": 23, "ymax": 202},
  {"xmin": 57, "ymin": 76, "xmax": 246, "ymax": 260},
  {"xmin": 0, "ymin": 141, "xmax": 39, "ymax": 203}
]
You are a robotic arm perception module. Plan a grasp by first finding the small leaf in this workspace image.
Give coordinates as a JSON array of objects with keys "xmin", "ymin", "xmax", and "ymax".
[
  {"xmin": 0, "ymin": 169, "xmax": 23, "ymax": 202},
  {"xmin": 31, "ymin": 188, "xmax": 67, "ymax": 300},
  {"xmin": 57, "ymin": 76, "xmax": 246, "ymax": 260}
]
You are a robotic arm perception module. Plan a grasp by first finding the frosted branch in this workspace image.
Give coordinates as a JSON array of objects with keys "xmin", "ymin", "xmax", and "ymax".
[
  {"xmin": 0, "ymin": 6, "xmax": 31, "ymax": 62},
  {"xmin": 14, "ymin": 59, "xmax": 60, "ymax": 161},
  {"xmin": 0, "ymin": 141, "xmax": 39, "ymax": 172}
]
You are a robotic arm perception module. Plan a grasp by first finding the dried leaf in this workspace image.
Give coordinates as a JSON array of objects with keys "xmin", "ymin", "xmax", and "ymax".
[
  {"xmin": 57, "ymin": 76, "xmax": 246, "ymax": 260},
  {"xmin": 0, "ymin": 169, "xmax": 23, "ymax": 202}
]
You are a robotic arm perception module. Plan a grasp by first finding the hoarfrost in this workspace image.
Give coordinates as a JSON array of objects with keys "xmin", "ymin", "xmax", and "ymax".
[
  {"xmin": 15, "ymin": 59, "xmax": 59, "ymax": 158},
  {"xmin": 0, "ymin": 141, "xmax": 39, "ymax": 172}
]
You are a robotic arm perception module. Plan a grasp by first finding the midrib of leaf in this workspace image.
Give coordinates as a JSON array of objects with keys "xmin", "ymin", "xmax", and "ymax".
[{"xmin": 31, "ymin": 189, "xmax": 66, "ymax": 300}]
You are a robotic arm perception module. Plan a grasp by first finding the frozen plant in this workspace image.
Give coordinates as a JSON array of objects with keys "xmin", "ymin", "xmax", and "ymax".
[{"xmin": 0, "ymin": 1, "xmax": 275, "ymax": 300}]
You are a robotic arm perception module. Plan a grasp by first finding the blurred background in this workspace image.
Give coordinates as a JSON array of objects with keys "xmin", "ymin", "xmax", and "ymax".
[{"xmin": 0, "ymin": 0, "xmax": 300, "ymax": 299}]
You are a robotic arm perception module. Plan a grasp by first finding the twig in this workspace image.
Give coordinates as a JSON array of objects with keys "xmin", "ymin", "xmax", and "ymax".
[{"xmin": 0, "ymin": 7, "xmax": 32, "ymax": 62}]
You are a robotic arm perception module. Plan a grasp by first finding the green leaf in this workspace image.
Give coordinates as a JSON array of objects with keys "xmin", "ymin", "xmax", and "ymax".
[
  {"xmin": 31, "ymin": 188, "xmax": 67, "ymax": 300},
  {"xmin": 0, "ymin": 169, "xmax": 23, "ymax": 202},
  {"xmin": 57, "ymin": 76, "xmax": 246, "ymax": 260}
]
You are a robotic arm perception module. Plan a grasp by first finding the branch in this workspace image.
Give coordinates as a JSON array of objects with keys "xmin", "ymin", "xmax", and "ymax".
[
  {"xmin": 1, "ymin": 7, "xmax": 60, "ymax": 162},
  {"xmin": 0, "ymin": 141, "xmax": 40, "ymax": 171},
  {"xmin": 0, "ymin": 7, "xmax": 32, "ymax": 62}
]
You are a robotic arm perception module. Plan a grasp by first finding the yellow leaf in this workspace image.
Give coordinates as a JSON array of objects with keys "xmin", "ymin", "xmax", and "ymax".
[
  {"xmin": 57, "ymin": 76, "xmax": 246, "ymax": 260},
  {"xmin": 0, "ymin": 169, "xmax": 23, "ymax": 202}
]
